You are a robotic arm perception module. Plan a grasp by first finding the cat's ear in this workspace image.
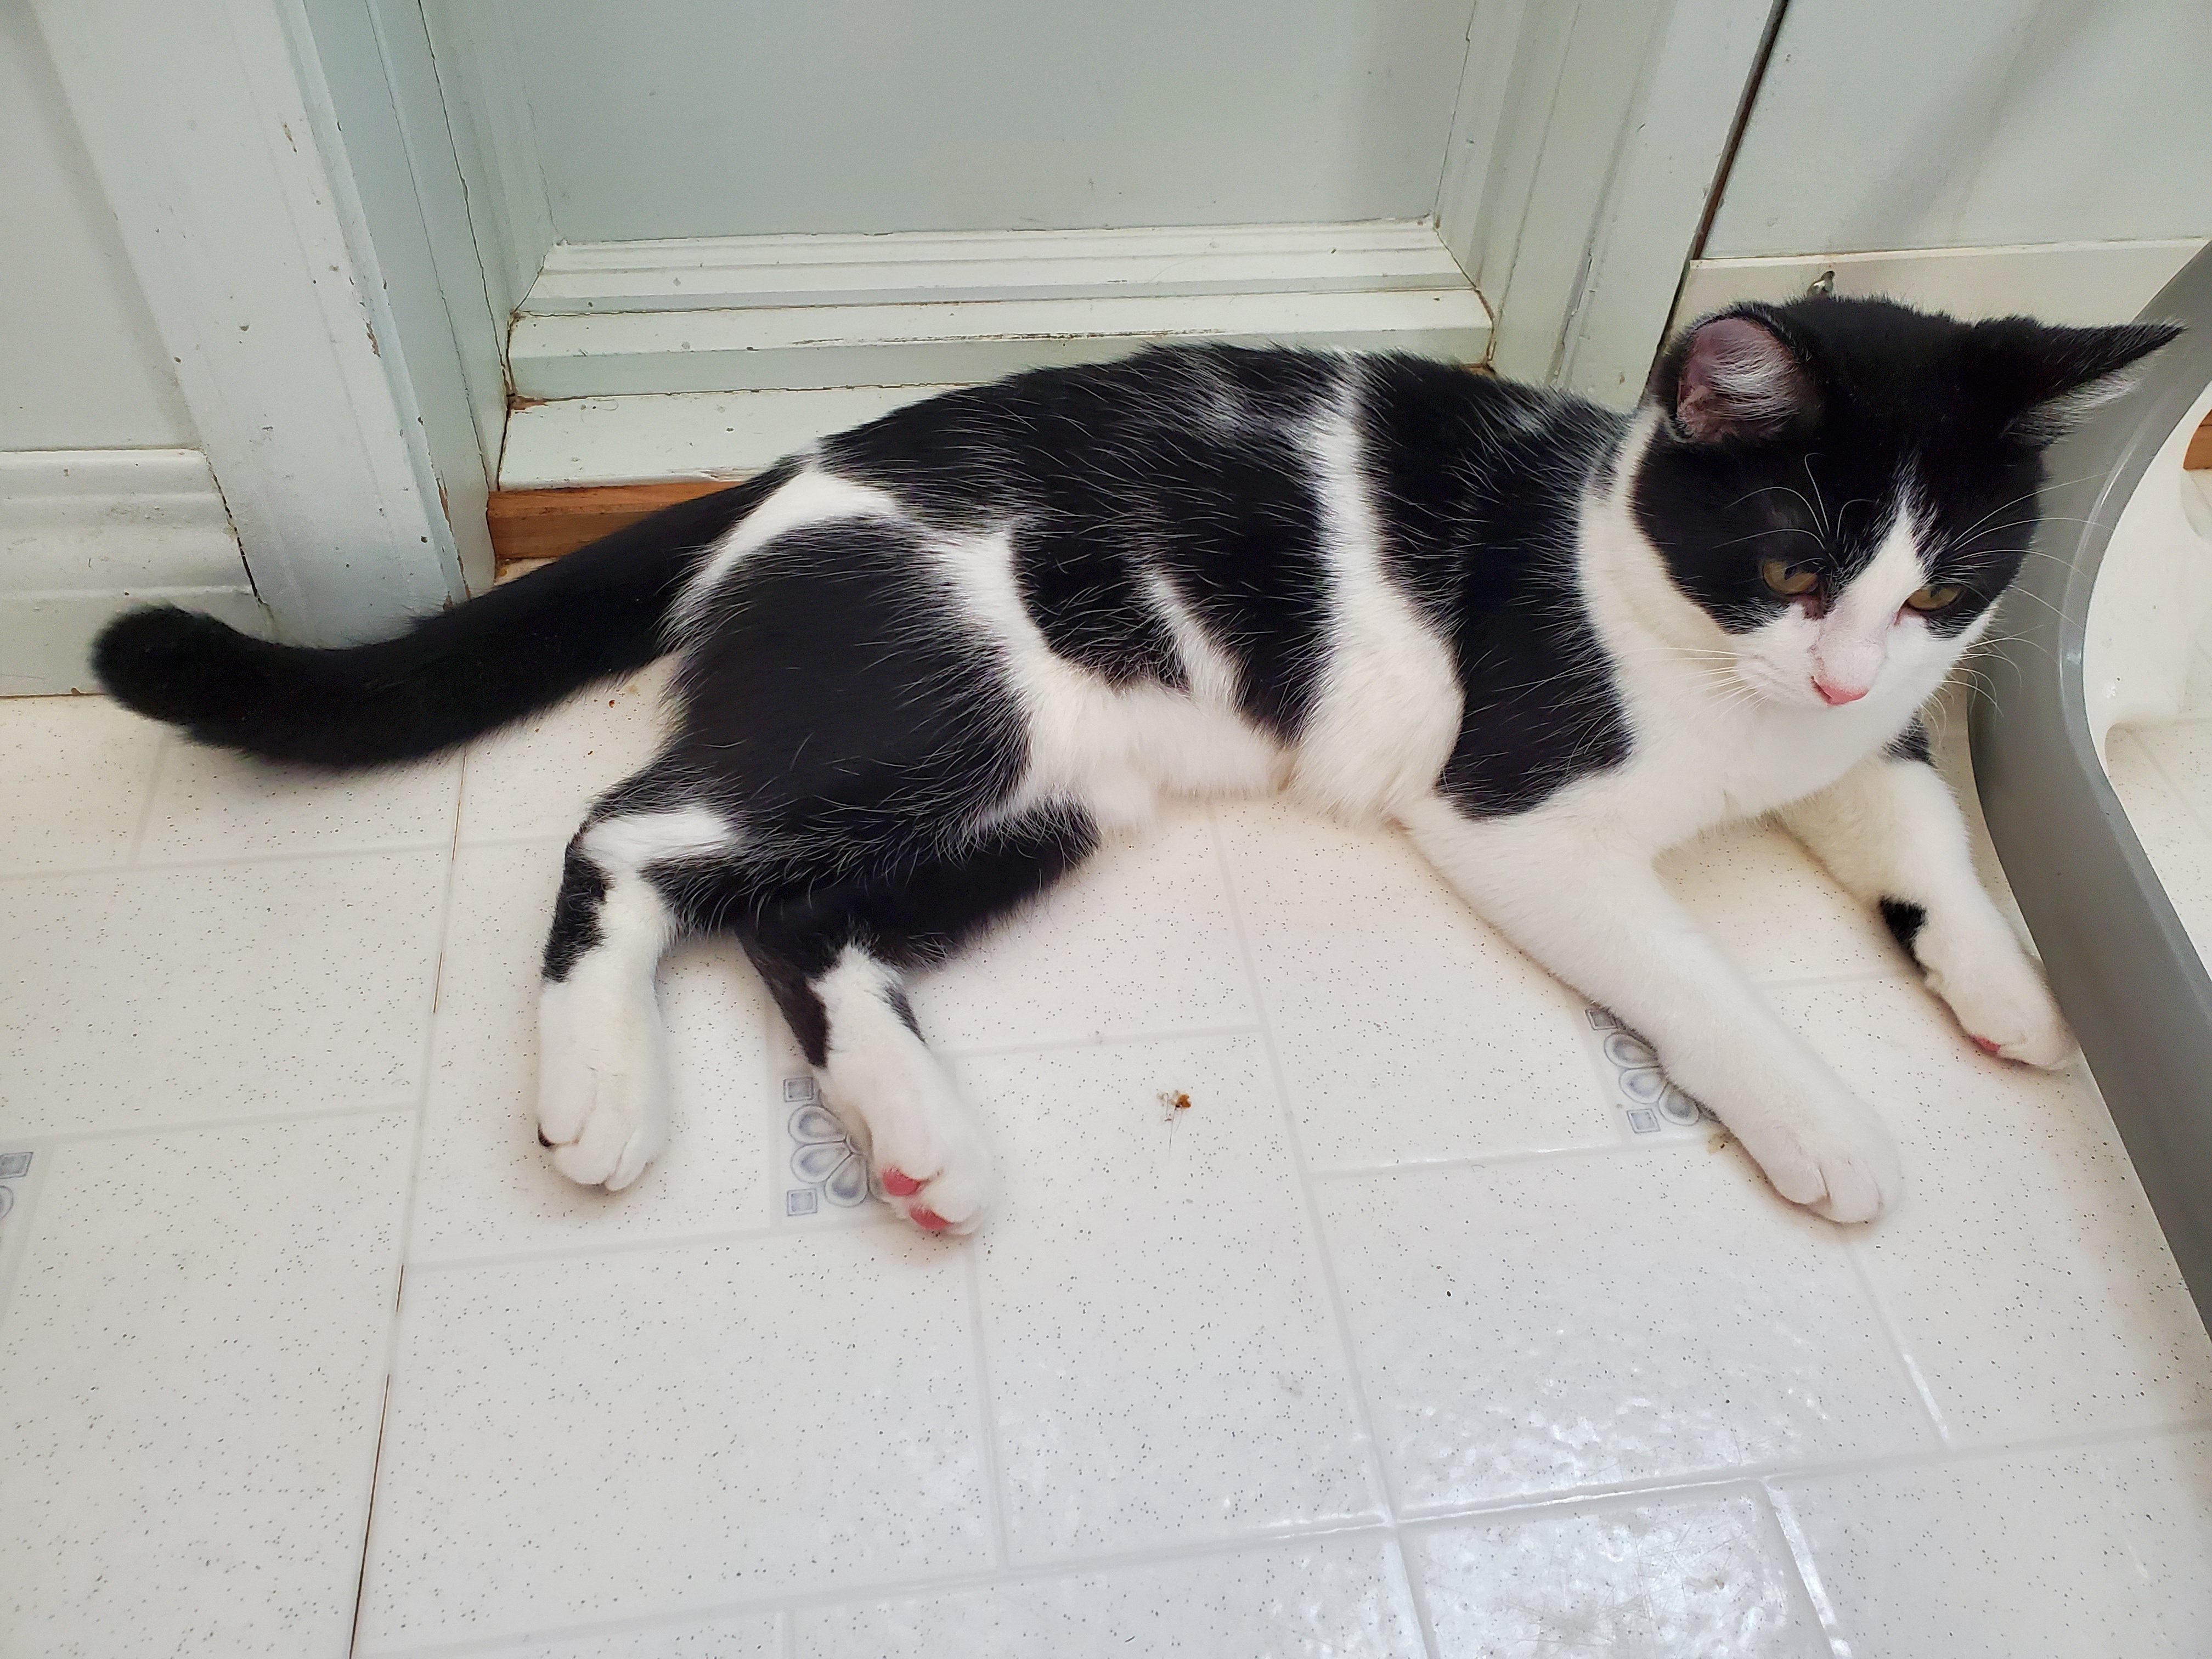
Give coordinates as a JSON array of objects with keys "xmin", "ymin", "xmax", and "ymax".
[
  {"xmin": 1651, "ymin": 312, "xmax": 1820, "ymax": 444},
  {"xmin": 1968, "ymin": 318, "xmax": 2183, "ymax": 445}
]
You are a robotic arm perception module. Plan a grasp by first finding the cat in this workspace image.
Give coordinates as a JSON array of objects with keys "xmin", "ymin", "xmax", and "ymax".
[{"xmin": 93, "ymin": 296, "xmax": 2177, "ymax": 1234}]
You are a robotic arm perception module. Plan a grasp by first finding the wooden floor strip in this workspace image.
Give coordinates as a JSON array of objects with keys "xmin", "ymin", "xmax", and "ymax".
[{"xmin": 488, "ymin": 478, "xmax": 740, "ymax": 567}]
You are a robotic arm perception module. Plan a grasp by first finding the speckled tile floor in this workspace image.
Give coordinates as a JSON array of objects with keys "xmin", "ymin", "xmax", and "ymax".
[{"xmin": 3, "ymin": 670, "xmax": 2211, "ymax": 1658}]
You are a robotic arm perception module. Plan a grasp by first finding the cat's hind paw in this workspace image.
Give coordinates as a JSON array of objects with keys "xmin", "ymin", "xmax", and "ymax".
[
  {"xmin": 534, "ymin": 984, "xmax": 671, "ymax": 1192},
  {"xmin": 881, "ymin": 1149, "xmax": 995, "ymax": 1235}
]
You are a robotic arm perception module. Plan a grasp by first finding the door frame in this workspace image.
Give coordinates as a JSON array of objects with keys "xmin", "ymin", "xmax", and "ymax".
[{"xmin": 30, "ymin": 0, "xmax": 482, "ymax": 644}]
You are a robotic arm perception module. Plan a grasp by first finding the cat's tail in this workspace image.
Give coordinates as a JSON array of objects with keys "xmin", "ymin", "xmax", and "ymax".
[{"xmin": 92, "ymin": 467, "xmax": 791, "ymax": 768}]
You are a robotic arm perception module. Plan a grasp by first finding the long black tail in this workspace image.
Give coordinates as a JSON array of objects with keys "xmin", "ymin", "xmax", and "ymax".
[{"xmin": 93, "ymin": 469, "xmax": 789, "ymax": 768}]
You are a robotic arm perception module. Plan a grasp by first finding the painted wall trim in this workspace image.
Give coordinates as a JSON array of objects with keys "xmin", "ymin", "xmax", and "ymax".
[
  {"xmin": 1674, "ymin": 239, "xmax": 2210, "ymax": 330},
  {"xmin": 1436, "ymin": 0, "xmax": 1778, "ymax": 404},
  {"xmin": 524, "ymin": 221, "xmax": 1472, "ymax": 312},
  {"xmin": 509, "ymin": 222, "xmax": 1491, "ymax": 398},
  {"xmin": 29, "ymin": 0, "xmax": 464, "ymax": 644},
  {"xmin": 0, "ymin": 448, "xmax": 263, "ymax": 695}
]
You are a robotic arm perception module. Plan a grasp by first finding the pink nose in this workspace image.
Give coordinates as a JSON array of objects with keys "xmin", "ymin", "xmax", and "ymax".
[{"xmin": 1813, "ymin": 676, "xmax": 1867, "ymax": 706}]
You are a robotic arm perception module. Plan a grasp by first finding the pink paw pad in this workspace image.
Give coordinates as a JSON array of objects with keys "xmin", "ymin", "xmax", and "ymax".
[
  {"xmin": 881, "ymin": 1169, "xmax": 923, "ymax": 1198},
  {"xmin": 1972, "ymin": 1035, "xmax": 2003, "ymax": 1056},
  {"xmin": 909, "ymin": 1206, "xmax": 951, "ymax": 1232}
]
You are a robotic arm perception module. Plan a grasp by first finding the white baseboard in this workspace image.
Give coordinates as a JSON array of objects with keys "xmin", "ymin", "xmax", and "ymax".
[
  {"xmin": 500, "ymin": 385, "xmax": 955, "ymax": 490},
  {"xmin": 509, "ymin": 221, "xmax": 1491, "ymax": 399},
  {"xmin": 1, "ymin": 448, "xmax": 263, "ymax": 696},
  {"xmin": 1674, "ymin": 239, "xmax": 2206, "ymax": 332}
]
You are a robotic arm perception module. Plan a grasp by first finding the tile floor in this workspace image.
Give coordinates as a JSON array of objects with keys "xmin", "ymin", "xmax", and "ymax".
[{"xmin": 4, "ymin": 668, "xmax": 2211, "ymax": 1658}]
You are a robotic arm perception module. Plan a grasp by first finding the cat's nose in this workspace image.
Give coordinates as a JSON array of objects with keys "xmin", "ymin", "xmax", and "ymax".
[{"xmin": 1813, "ymin": 675, "xmax": 1868, "ymax": 706}]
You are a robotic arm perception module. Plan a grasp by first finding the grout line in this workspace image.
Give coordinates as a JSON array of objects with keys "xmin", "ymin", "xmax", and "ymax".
[
  {"xmin": 348, "ymin": 1412, "xmax": 2212, "ymax": 1659},
  {"xmin": 404, "ymin": 1215, "xmax": 798, "ymax": 1274},
  {"xmin": 1203, "ymin": 806, "xmax": 1408, "ymax": 1532},
  {"xmin": 1, "ymin": 836, "xmax": 459, "ymax": 883},
  {"xmin": 347, "ymin": 794, "xmax": 467, "ymax": 1657},
  {"xmin": 2, "ymin": 1097, "xmax": 422, "ymax": 1152},
  {"xmin": 960, "ymin": 1244, "xmax": 1015, "ymax": 1572},
  {"xmin": 1308, "ymin": 1133, "xmax": 1674, "ymax": 1184},
  {"xmin": 1762, "ymin": 1481, "xmax": 1855, "ymax": 1659},
  {"xmin": 361, "ymin": 1516, "xmax": 1413, "ymax": 1659},
  {"xmin": 1839, "ymin": 1230, "xmax": 1952, "ymax": 1448},
  {"xmin": 927, "ymin": 1020, "xmax": 1266, "ymax": 1063},
  {"xmin": 122, "ymin": 732, "xmax": 174, "ymax": 866}
]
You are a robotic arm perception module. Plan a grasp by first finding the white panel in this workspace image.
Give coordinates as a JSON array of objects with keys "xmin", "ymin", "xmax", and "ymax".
[
  {"xmin": 528, "ymin": 221, "xmax": 1474, "ymax": 313},
  {"xmin": 31, "ymin": 0, "xmax": 462, "ymax": 645},
  {"xmin": 0, "ymin": 7, "xmax": 193, "ymax": 452},
  {"xmin": 500, "ymin": 385, "xmax": 953, "ymax": 488},
  {"xmin": 434, "ymin": 0, "xmax": 1477, "ymax": 249},
  {"xmin": 1710, "ymin": 0, "xmax": 2212, "ymax": 258},
  {"xmin": 0, "ymin": 448, "xmax": 261, "ymax": 696},
  {"xmin": 1435, "ymin": 0, "xmax": 1773, "ymax": 399},
  {"xmin": 512, "ymin": 286, "xmax": 1489, "ymax": 398}
]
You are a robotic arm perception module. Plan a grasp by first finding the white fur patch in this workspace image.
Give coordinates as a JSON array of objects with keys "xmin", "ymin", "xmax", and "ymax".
[
  {"xmin": 537, "ymin": 806, "xmax": 735, "ymax": 1191},
  {"xmin": 813, "ymin": 947, "xmax": 996, "ymax": 1232},
  {"xmin": 1291, "ymin": 400, "xmax": 1463, "ymax": 821},
  {"xmin": 938, "ymin": 526, "xmax": 1284, "ymax": 827},
  {"xmin": 672, "ymin": 466, "xmax": 904, "ymax": 635}
]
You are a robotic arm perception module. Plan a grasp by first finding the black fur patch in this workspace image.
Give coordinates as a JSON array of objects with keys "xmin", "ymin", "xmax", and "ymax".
[
  {"xmin": 92, "ymin": 462, "xmax": 797, "ymax": 767},
  {"xmin": 822, "ymin": 345, "xmax": 1337, "ymax": 740},
  {"xmin": 1886, "ymin": 719, "xmax": 1933, "ymax": 765},
  {"xmin": 1357, "ymin": 354, "xmax": 1634, "ymax": 816},
  {"xmin": 541, "ymin": 843, "xmax": 608, "ymax": 983},
  {"xmin": 1879, "ymin": 898, "xmax": 1928, "ymax": 955}
]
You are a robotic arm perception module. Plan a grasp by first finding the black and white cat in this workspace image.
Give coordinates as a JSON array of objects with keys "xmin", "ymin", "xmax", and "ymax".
[{"xmin": 95, "ymin": 297, "xmax": 2176, "ymax": 1233}]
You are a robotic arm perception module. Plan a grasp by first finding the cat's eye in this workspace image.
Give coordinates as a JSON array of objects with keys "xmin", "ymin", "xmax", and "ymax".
[
  {"xmin": 1904, "ymin": 584, "xmax": 1963, "ymax": 612},
  {"xmin": 1760, "ymin": 558, "xmax": 1820, "ymax": 597}
]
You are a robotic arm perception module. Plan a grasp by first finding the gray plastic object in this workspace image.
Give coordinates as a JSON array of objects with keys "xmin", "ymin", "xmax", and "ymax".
[{"xmin": 1971, "ymin": 241, "xmax": 2212, "ymax": 1333}]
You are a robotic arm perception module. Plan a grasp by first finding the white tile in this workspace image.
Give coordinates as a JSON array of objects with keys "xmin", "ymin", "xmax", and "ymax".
[
  {"xmin": 356, "ymin": 1228, "xmax": 989, "ymax": 1650},
  {"xmin": 138, "ymin": 740, "xmax": 460, "ymax": 861},
  {"xmin": 0, "ymin": 850, "xmax": 448, "ymax": 1137},
  {"xmin": 458, "ymin": 665, "xmax": 672, "ymax": 842},
  {"xmin": 0, "ymin": 1114, "xmax": 410, "ymax": 1657},
  {"xmin": 1217, "ymin": 800, "xmax": 1616, "ymax": 1169},
  {"xmin": 1413, "ymin": 1491, "xmax": 1826, "ymax": 1659},
  {"xmin": 911, "ymin": 806, "xmax": 1256, "ymax": 1051},
  {"xmin": 1771, "ymin": 977, "xmax": 2212, "ymax": 1442},
  {"xmin": 1773, "ymin": 1431, "xmax": 2212, "ymax": 1659},
  {"xmin": 1321, "ymin": 1149, "xmax": 1927, "ymax": 1513},
  {"xmin": 0, "ymin": 694, "xmax": 165, "ymax": 872},
  {"xmin": 1657, "ymin": 817, "xmax": 1898, "ymax": 983},
  {"xmin": 800, "ymin": 1535, "xmax": 1425, "ymax": 1658},
  {"xmin": 957, "ymin": 1034, "xmax": 1381, "ymax": 1561},
  {"xmin": 410, "ymin": 840, "xmax": 775, "ymax": 1261},
  {"xmin": 461, "ymin": 1614, "xmax": 783, "ymax": 1658},
  {"xmin": 2108, "ymin": 724, "xmax": 2212, "ymax": 963}
]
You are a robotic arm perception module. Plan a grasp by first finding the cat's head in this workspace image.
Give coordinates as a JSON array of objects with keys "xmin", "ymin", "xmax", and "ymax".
[{"xmin": 1630, "ymin": 296, "xmax": 2179, "ymax": 709}]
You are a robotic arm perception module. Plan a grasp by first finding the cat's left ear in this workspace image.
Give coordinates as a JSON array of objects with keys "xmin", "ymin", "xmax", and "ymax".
[
  {"xmin": 1968, "ymin": 318, "xmax": 2183, "ymax": 445},
  {"xmin": 1648, "ymin": 309, "xmax": 1821, "ymax": 444}
]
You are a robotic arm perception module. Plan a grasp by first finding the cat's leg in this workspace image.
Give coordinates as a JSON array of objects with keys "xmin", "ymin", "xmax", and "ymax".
[
  {"xmin": 1400, "ymin": 795, "xmax": 1901, "ymax": 1222},
  {"xmin": 1778, "ymin": 738, "xmax": 2073, "ymax": 1066},
  {"xmin": 736, "ymin": 808, "xmax": 1099, "ymax": 1235},
  {"xmin": 535, "ymin": 802, "xmax": 735, "ymax": 1190}
]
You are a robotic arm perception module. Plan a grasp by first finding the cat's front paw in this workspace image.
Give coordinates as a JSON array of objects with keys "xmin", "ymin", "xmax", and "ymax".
[
  {"xmin": 1914, "ymin": 918, "xmax": 2075, "ymax": 1069},
  {"xmin": 534, "ymin": 984, "xmax": 670, "ymax": 1191},
  {"xmin": 1729, "ymin": 1096, "xmax": 1901, "ymax": 1224}
]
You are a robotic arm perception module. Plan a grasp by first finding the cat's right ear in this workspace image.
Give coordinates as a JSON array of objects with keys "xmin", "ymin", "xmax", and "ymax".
[{"xmin": 1650, "ymin": 312, "xmax": 1820, "ymax": 444}]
